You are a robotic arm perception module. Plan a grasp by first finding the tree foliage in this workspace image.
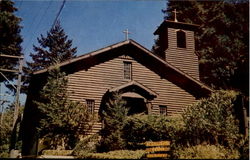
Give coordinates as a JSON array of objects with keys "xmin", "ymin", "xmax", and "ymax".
[
  {"xmin": 0, "ymin": 107, "xmax": 13, "ymax": 157},
  {"xmin": 99, "ymin": 92, "xmax": 128, "ymax": 152},
  {"xmin": 27, "ymin": 21, "xmax": 77, "ymax": 72},
  {"xmin": 183, "ymin": 90, "xmax": 240, "ymax": 148},
  {"xmin": 0, "ymin": 0, "xmax": 23, "ymax": 82},
  {"xmin": 161, "ymin": 0, "xmax": 248, "ymax": 95},
  {"xmin": 34, "ymin": 66, "xmax": 93, "ymax": 149},
  {"xmin": 0, "ymin": 105, "xmax": 23, "ymax": 157}
]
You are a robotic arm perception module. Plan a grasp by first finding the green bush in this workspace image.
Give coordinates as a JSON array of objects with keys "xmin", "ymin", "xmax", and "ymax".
[
  {"xmin": 77, "ymin": 150, "xmax": 145, "ymax": 159},
  {"xmin": 173, "ymin": 145, "xmax": 240, "ymax": 159},
  {"xmin": 41, "ymin": 150, "xmax": 72, "ymax": 156},
  {"xmin": 238, "ymin": 136, "xmax": 249, "ymax": 159},
  {"xmin": 0, "ymin": 144, "xmax": 9, "ymax": 158},
  {"xmin": 72, "ymin": 134, "xmax": 99, "ymax": 156},
  {"xmin": 123, "ymin": 114, "xmax": 184, "ymax": 149},
  {"xmin": 183, "ymin": 90, "xmax": 241, "ymax": 148}
]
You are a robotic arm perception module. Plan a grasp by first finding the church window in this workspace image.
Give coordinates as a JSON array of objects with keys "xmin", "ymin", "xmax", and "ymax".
[
  {"xmin": 86, "ymin": 99, "xmax": 95, "ymax": 114},
  {"xmin": 177, "ymin": 30, "xmax": 186, "ymax": 48},
  {"xmin": 124, "ymin": 61, "xmax": 132, "ymax": 80},
  {"xmin": 159, "ymin": 105, "xmax": 167, "ymax": 115}
]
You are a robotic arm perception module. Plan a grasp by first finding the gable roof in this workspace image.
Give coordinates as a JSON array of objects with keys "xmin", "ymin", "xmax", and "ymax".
[
  {"xmin": 109, "ymin": 80, "xmax": 158, "ymax": 100},
  {"xmin": 33, "ymin": 39, "xmax": 213, "ymax": 98}
]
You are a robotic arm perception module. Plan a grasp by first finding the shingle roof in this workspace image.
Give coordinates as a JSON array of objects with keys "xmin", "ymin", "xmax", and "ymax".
[{"xmin": 33, "ymin": 39, "xmax": 213, "ymax": 97}]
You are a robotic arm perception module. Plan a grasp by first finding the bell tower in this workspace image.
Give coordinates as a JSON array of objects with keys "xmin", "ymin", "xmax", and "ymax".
[{"xmin": 154, "ymin": 18, "xmax": 200, "ymax": 80}]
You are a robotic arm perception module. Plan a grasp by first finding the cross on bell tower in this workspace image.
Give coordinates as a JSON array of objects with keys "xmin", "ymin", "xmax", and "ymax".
[
  {"xmin": 172, "ymin": 9, "xmax": 179, "ymax": 22},
  {"xmin": 123, "ymin": 29, "xmax": 131, "ymax": 40}
]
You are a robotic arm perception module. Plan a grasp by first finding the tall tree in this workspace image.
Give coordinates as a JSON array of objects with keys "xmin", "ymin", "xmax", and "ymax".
[
  {"xmin": 27, "ymin": 21, "xmax": 77, "ymax": 72},
  {"xmin": 159, "ymin": 0, "xmax": 249, "ymax": 96},
  {"xmin": 34, "ymin": 65, "xmax": 93, "ymax": 149},
  {"xmin": 0, "ymin": 0, "xmax": 23, "ymax": 82},
  {"xmin": 99, "ymin": 92, "xmax": 128, "ymax": 152}
]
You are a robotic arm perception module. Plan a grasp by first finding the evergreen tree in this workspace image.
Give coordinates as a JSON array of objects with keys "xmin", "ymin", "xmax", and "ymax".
[
  {"xmin": 27, "ymin": 21, "xmax": 77, "ymax": 72},
  {"xmin": 34, "ymin": 65, "xmax": 93, "ymax": 149},
  {"xmin": 0, "ymin": 104, "xmax": 23, "ymax": 157},
  {"xmin": 99, "ymin": 92, "xmax": 128, "ymax": 152},
  {"xmin": 0, "ymin": 106, "xmax": 13, "ymax": 157},
  {"xmin": 158, "ymin": 0, "xmax": 248, "ymax": 96},
  {"xmin": 0, "ymin": 0, "xmax": 23, "ymax": 82}
]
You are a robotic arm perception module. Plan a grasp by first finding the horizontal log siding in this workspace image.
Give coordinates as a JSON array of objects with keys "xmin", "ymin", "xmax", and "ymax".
[
  {"xmin": 85, "ymin": 122, "xmax": 102, "ymax": 135},
  {"xmin": 166, "ymin": 28, "xmax": 199, "ymax": 80},
  {"xmin": 67, "ymin": 55, "xmax": 196, "ymax": 118},
  {"xmin": 131, "ymin": 55, "xmax": 196, "ymax": 115}
]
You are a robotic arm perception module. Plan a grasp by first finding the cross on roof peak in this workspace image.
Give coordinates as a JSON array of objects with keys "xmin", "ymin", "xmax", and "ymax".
[
  {"xmin": 172, "ymin": 9, "xmax": 179, "ymax": 22},
  {"xmin": 123, "ymin": 29, "xmax": 131, "ymax": 40}
]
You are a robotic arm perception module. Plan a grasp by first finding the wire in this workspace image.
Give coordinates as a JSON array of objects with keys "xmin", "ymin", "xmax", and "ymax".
[
  {"xmin": 51, "ymin": 0, "xmax": 66, "ymax": 28},
  {"xmin": 34, "ymin": 0, "xmax": 52, "ymax": 35},
  {"xmin": 18, "ymin": 0, "xmax": 23, "ymax": 9},
  {"xmin": 23, "ymin": 2, "xmax": 45, "ymax": 53},
  {"xmin": 0, "ymin": 72, "xmax": 17, "ymax": 90},
  {"xmin": 23, "ymin": 0, "xmax": 52, "ymax": 56}
]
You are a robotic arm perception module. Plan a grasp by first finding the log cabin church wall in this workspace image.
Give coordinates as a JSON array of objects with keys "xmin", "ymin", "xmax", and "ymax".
[{"xmin": 66, "ymin": 54, "xmax": 197, "ymax": 116}]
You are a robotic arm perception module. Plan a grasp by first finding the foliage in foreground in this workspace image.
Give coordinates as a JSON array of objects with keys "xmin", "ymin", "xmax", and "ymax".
[
  {"xmin": 34, "ymin": 66, "xmax": 94, "ymax": 150},
  {"xmin": 173, "ymin": 145, "xmax": 240, "ymax": 159},
  {"xmin": 0, "ymin": 108, "xmax": 13, "ymax": 157},
  {"xmin": 99, "ymin": 92, "xmax": 128, "ymax": 152},
  {"xmin": 72, "ymin": 134, "xmax": 100, "ymax": 156},
  {"xmin": 76, "ymin": 150, "xmax": 145, "ymax": 159},
  {"xmin": 123, "ymin": 114, "xmax": 184, "ymax": 149},
  {"xmin": 0, "ymin": 105, "xmax": 23, "ymax": 158},
  {"xmin": 41, "ymin": 150, "xmax": 72, "ymax": 156},
  {"xmin": 183, "ymin": 90, "xmax": 240, "ymax": 148},
  {"xmin": 38, "ymin": 90, "xmax": 248, "ymax": 159}
]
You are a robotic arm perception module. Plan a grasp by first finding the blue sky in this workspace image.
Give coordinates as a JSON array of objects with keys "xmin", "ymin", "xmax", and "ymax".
[
  {"xmin": 1, "ymin": 0, "xmax": 167, "ymax": 108},
  {"xmin": 14, "ymin": 0, "xmax": 167, "ymax": 60}
]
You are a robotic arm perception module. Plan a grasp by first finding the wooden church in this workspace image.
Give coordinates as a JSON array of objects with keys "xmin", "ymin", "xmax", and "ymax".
[{"xmin": 22, "ymin": 19, "xmax": 213, "ymax": 155}]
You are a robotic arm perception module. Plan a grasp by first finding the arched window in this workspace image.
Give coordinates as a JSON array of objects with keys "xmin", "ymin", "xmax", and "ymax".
[{"xmin": 177, "ymin": 30, "xmax": 186, "ymax": 48}]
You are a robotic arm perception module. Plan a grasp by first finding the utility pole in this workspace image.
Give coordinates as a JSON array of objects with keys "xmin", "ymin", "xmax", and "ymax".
[
  {"xmin": 0, "ymin": 54, "xmax": 24, "ymax": 154},
  {"xmin": 12, "ymin": 56, "xmax": 23, "ymax": 129},
  {"xmin": 0, "ymin": 54, "xmax": 24, "ymax": 129}
]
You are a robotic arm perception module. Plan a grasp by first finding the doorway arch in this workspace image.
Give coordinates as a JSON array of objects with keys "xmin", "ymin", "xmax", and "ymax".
[{"xmin": 100, "ymin": 80, "xmax": 157, "ymax": 116}]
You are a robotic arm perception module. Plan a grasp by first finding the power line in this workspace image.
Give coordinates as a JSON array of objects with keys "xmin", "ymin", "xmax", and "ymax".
[
  {"xmin": 18, "ymin": 0, "xmax": 23, "ymax": 9},
  {"xmin": 52, "ymin": 0, "xmax": 66, "ymax": 28},
  {"xmin": 23, "ymin": 2, "xmax": 45, "ymax": 53}
]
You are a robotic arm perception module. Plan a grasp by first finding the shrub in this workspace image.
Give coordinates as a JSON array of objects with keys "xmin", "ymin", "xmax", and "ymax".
[
  {"xmin": 77, "ymin": 150, "xmax": 145, "ymax": 159},
  {"xmin": 182, "ymin": 90, "xmax": 241, "ymax": 148},
  {"xmin": 72, "ymin": 134, "xmax": 99, "ymax": 156},
  {"xmin": 0, "ymin": 144, "xmax": 9, "ymax": 158},
  {"xmin": 238, "ymin": 136, "xmax": 249, "ymax": 159},
  {"xmin": 41, "ymin": 150, "xmax": 72, "ymax": 156},
  {"xmin": 172, "ymin": 145, "xmax": 240, "ymax": 159},
  {"xmin": 123, "ymin": 114, "xmax": 184, "ymax": 149}
]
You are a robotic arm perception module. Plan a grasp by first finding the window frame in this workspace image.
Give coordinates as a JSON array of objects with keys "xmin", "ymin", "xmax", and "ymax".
[
  {"xmin": 86, "ymin": 99, "xmax": 95, "ymax": 114},
  {"xmin": 176, "ymin": 30, "xmax": 186, "ymax": 48},
  {"xmin": 123, "ymin": 61, "xmax": 132, "ymax": 80},
  {"xmin": 159, "ymin": 105, "xmax": 167, "ymax": 116}
]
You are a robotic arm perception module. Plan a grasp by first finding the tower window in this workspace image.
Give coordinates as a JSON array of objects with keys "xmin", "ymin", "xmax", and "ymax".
[
  {"xmin": 177, "ymin": 30, "xmax": 186, "ymax": 48},
  {"xmin": 159, "ymin": 105, "xmax": 167, "ymax": 115},
  {"xmin": 86, "ymin": 99, "xmax": 95, "ymax": 114},
  {"xmin": 124, "ymin": 61, "xmax": 132, "ymax": 80}
]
